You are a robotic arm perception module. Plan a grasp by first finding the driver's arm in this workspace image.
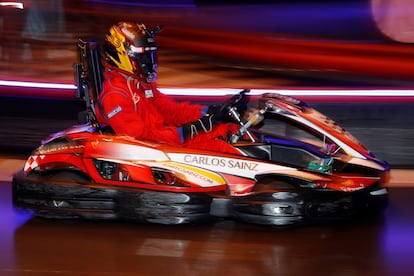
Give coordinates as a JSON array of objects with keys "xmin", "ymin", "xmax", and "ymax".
[
  {"xmin": 152, "ymin": 88, "xmax": 206, "ymax": 126},
  {"xmin": 99, "ymin": 92, "xmax": 182, "ymax": 144}
]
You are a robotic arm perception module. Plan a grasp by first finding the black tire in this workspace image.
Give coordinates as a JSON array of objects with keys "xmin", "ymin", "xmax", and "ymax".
[
  {"xmin": 232, "ymin": 191, "xmax": 306, "ymax": 226},
  {"xmin": 13, "ymin": 170, "xmax": 117, "ymax": 220},
  {"xmin": 13, "ymin": 170, "xmax": 214, "ymax": 224},
  {"xmin": 116, "ymin": 191, "xmax": 214, "ymax": 225},
  {"xmin": 230, "ymin": 179, "xmax": 388, "ymax": 226}
]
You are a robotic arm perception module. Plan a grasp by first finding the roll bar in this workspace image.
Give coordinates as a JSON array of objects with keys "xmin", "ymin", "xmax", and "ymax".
[{"xmin": 74, "ymin": 39, "xmax": 104, "ymax": 127}]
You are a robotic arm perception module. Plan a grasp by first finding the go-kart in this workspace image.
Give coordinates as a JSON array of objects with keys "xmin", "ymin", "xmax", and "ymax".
[{"xmin": 12, "ymin": 41, "xmax": 390, "ymax": 226}]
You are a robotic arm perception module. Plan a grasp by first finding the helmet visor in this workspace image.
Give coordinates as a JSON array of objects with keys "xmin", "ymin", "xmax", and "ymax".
[{"xmin": 127, "ymin": 44, "xmax": 158, "ymax": 82}]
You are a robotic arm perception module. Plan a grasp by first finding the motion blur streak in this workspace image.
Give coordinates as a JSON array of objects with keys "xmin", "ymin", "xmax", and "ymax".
[
  {"xmin": 86, "ymin": 0, "xmax": 196, "ymax": 8},
  {"xmin": 1, "ymin": 80, "xmax": 414, "ymax": 102},
  {"xmin": 0, "ymin": 2, "xmax": 23, "ymax": 9},
  {"xmin": 0, "ymin": 80, "xmax": 75, "ymax": 89},
  {"xmin": 159, "ymin": 26, "xmax": 414, "ymax": 80}
]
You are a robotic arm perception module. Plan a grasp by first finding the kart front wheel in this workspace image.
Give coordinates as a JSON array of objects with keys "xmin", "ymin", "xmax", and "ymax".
[{"xmin": 232, "ymin": 190, "xmax": 306, "ymax": 226}]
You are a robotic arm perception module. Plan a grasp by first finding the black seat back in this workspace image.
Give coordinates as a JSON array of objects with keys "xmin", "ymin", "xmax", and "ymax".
[{"xmin": 74, "ymin": 39, "xmax": 104, "ymax": 127}]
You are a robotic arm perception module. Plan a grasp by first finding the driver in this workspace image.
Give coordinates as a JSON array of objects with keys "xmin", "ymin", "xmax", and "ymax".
[{"xmin": 95, "ymin": 22, "xmax": 243, "ymax": 154}]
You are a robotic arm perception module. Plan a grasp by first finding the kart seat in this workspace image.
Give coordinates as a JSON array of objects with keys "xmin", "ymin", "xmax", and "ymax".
[{"xmin": 74, "ymin": 39, "xmax": 107, "ymax": 131}]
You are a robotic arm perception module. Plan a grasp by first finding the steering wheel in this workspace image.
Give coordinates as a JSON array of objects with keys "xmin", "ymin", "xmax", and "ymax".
[{"xmin": 220, "ymin": 89, "xmax": 250, "ymax": 121}]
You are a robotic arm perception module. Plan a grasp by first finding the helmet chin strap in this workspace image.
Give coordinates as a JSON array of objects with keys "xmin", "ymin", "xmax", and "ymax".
[
  {"xmin": 138, "ymin": 63, "xmax": 157, "ymax": 82},
  {"xmin": 146, "ymin": 72, "xmax": 157, "ymax": 83},
  {"xmin": 131, "ymin": 62, "xmax": 156, "ymax": 83}
]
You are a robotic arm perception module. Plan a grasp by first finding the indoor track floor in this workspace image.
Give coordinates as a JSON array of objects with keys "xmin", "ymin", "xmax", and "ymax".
[{"xmin": 1, "ymin": 158, "xmax": 414, "ymax": 275}]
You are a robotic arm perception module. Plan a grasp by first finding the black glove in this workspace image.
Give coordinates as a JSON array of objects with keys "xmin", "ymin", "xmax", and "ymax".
[
  {"xmin": 218, "ymin": 90, "xmax": 249, "ymax": 121},
  {"xmin": 181, "ymin": 90, "xmax": 250, "ymax": 140},
  {"xmin": 206, "ymin": 104, "xmax": 224, "ymax": 123},
  {"xmin": 182, "ymin": 114, "xmax": 216, "ymax": 140},
  {"xmin": 229, "ymin": 90, "xmax": 249, "ymax": 117}
]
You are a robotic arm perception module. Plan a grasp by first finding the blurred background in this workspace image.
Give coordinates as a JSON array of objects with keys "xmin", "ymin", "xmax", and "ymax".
[
  {"xmin": 2, "ymin": 3, "xmax": 414, "ymax": 275},
  {"xmin": 0, "ymin": 0, "xmax": 413, "ymax": 165},
  {"xmin": 1, "ymin": 0, "xmax": 414, "ymax": 86}
]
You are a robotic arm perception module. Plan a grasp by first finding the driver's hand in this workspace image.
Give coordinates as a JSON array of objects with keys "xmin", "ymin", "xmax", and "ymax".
[
  {"xmin": 229, "ymin": 92, "xmax": 248, "ymax": 118},
  {"xmin": 206, "ymin": 104, "xmax": 224, "ymax": 123},
  {"xmin": 207, "ymin": 91, "xmax": 249, "ymax": 123}
]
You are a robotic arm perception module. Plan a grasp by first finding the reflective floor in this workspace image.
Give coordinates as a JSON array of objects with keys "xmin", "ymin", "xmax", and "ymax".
[{"xmin": 1, "ymin": 179, "xmax": 414, "ymax": 275}]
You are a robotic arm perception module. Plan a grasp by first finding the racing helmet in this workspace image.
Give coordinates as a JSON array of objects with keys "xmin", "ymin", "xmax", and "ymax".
[{"xmin": 104, "ymin": 22, "xmax": 163, "ymax": 82}]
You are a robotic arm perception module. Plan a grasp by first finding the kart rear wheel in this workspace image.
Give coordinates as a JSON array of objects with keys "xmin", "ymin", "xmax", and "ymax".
[
  {"xmin": 13, "ymin": 170, "xmax": 117, "ymax": 220},
  {"xmin": 12, "ymin": 170, "xmax": 214, "ymax": 225}
]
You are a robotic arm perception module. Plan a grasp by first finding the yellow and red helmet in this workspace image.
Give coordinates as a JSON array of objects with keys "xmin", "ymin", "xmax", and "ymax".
[{"xmin": 104, "ymin": 22, "xmax": 163, "ymax": 82}]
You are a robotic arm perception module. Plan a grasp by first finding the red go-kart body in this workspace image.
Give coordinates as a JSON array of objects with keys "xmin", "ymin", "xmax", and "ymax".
[{"xmin": 12, "ymin": 92, "xmax": 390, "ymax": 225}]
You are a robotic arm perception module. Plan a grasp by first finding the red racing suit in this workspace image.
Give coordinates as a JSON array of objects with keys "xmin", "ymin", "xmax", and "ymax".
[{"xmin": 95, "ymin": 69, "xmax": 240, "ymax": 154}]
